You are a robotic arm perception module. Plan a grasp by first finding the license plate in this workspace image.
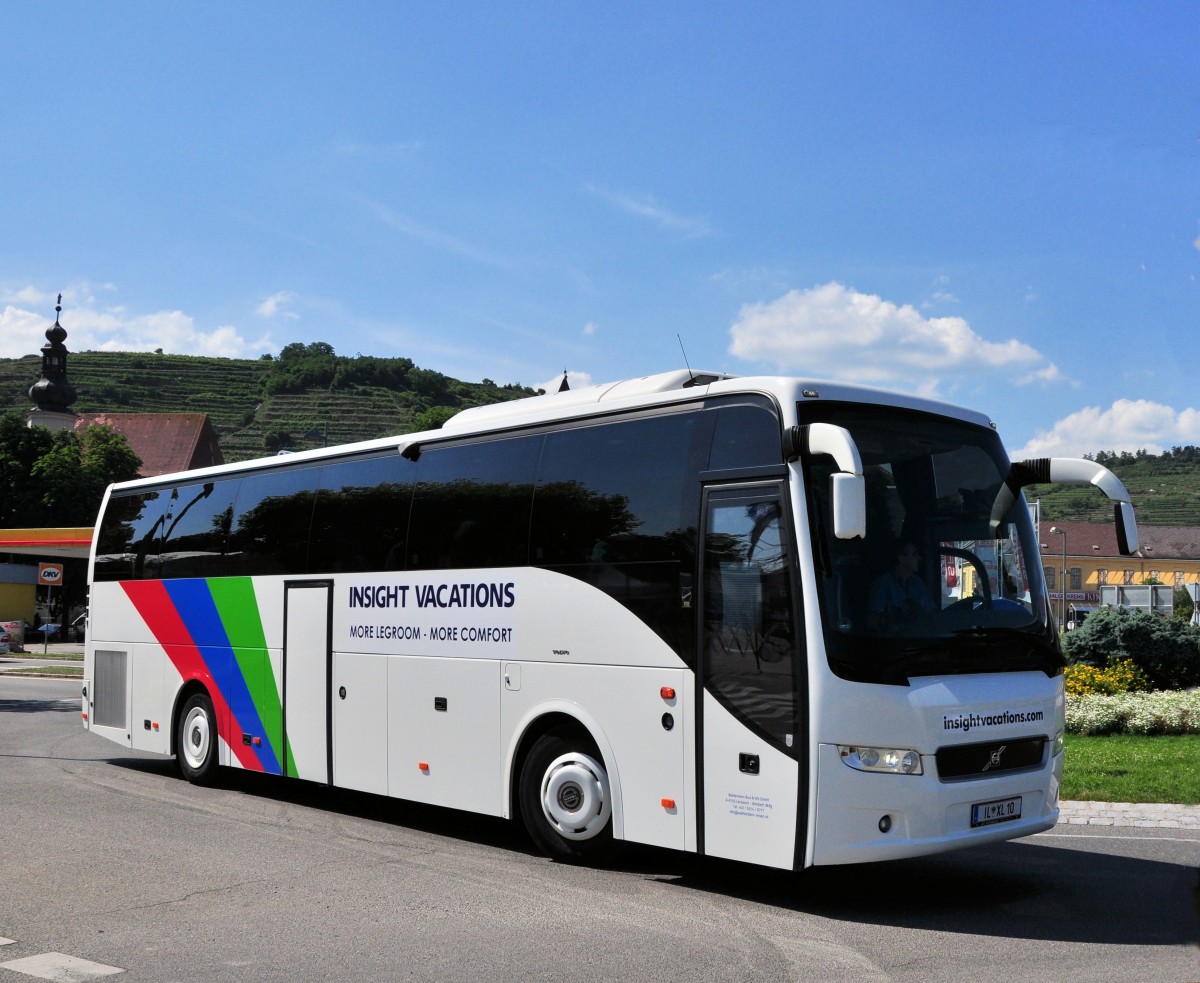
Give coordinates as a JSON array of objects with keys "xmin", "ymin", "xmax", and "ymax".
[{"xmin": 971, "ymin": 795, "xmax": 1022, "ymax": 828}]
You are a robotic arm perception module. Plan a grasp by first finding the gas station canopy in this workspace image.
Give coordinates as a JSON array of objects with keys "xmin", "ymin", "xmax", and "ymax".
[{"xmin": 0, "ymin": 528, "xmax": 93, "ymax": 560}]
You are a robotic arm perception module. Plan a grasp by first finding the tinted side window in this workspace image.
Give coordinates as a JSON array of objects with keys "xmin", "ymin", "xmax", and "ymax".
[
  {"xmin": 230, "ymin": 467, "xmax": 321, "ymax": 576},
  {"xmin": 531, "ymin": 412, "xmax": 703, "ymax": 659},
  {"xmin": 158, "ymin": 479, "xmax": 242, "ymax": 579},
  {"xmin": 93, "ymin": 490, "xmax": 167, "ymax": 582},
  {"xmin": 408, "ymin": 436, "xmax": 540, "ymax": 570},
  {"xmin": 708, "ymin": 403, "xmax": 782, "ymax": 471},
  {"xmin": 311, "ymin": 455, "xmax": 415, "ymax": 573}
]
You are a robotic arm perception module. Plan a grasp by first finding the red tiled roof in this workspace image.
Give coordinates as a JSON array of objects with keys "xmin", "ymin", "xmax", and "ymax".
[
  {"xmin": 1036, "ymin": 519, "xmax": 1200, "ymax": 561},
  {"xmin": 74, "ymin": 412, "xmax": 224, "ymax": 477}
]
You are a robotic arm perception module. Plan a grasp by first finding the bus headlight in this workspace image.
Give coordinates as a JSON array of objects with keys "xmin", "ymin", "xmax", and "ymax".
[{"xmin": 839, "ymin": 745, "xmax": 923, "ymax": 775}]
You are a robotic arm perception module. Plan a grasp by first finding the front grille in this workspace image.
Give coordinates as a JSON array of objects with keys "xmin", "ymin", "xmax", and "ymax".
[{"xmin": 936, "ymin": 736, "xmax": 1046, "ymax": 781}]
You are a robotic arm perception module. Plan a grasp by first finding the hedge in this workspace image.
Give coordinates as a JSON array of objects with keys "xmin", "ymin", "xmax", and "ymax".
[{"xmin": 1062, "ymin": 606, "xmax": 1200, "ymax": 690}]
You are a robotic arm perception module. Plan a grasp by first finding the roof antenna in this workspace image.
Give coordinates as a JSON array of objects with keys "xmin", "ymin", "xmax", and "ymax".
[
  {"xmin": 677, "ymin": 334, "xmax": 696, "ymax": 385},
  {"xmin": 557, "ymin": 369, "xmax": 570, "ymax": 393}
]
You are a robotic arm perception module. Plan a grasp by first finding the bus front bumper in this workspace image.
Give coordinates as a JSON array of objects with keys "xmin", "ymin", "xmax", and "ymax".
[{"xmin": 809, "ymin": 742, "xmax": 1062, "ymax": 866}]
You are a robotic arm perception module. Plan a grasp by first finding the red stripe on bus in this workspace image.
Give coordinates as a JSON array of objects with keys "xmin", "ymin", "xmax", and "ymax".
[{"xmin": 120, "ymin": 580, "xmax": 263, "ymax": 772}]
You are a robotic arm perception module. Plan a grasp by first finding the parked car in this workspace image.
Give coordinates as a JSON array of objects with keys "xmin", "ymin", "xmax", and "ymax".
[
  {"xmin": 0, "ymin": 626, "xmax": 10, "ymax": 656},
  {"xmin": 0, "ymin": 621, "xmax": 24, "ymax": 652}
]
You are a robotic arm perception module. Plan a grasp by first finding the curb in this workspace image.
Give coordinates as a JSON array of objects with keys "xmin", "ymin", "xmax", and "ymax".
[{"xmin": 1058, "ymin": 799, "xmax": 1200, "ymax": 829}]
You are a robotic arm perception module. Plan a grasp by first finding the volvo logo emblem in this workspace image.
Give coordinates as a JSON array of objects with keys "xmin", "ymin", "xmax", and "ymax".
[
  {"xmin": 558, "ymin": 783, "xmax": 583, "ymax": 811},
  {"xmin": 982, "ymin": 745, "xmax": 1007, "ymax": 772}
]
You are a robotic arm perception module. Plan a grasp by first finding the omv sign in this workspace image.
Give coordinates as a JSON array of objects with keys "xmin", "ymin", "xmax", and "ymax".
[{"xmin": 38, "ymin": 563, "xmax": 64, "ymax": 585}]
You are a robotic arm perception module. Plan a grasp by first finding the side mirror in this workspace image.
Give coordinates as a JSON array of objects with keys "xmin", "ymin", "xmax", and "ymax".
[
  {"xmin": 830, "ymin": 472, "xmax": 867, "ymax": 540},
  {"xmin": 798, "ymin": 423, "xmax": 866, "ymax": 540},
  {"xmin": 1115, "ymin": 500, "xmax": 1139, "ymax": 555}
]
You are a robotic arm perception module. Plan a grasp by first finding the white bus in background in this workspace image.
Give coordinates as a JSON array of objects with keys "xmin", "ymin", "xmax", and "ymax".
[{"xmin": 82, "ymin": 370, "xmax": 1139, "ymax": 869}]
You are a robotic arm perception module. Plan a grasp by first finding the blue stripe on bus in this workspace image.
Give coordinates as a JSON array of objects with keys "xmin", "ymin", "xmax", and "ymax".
[{"xmin": 162, "ymin": 579, "xmax": 281, "ymax": 775}]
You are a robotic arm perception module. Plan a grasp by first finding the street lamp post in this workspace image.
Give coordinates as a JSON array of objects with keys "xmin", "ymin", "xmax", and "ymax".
[{"xmin": 1050, "ymin": 526, "xmax": 1067, "ymax": 632}]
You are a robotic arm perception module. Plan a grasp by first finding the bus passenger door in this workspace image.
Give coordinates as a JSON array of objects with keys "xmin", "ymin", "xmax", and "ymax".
[
  {"xmin": 699, "ymin": 483, "xmax": 805, "ymax": 870},
  {"xmin": 283, "ymin": 581, "xmax": 332, "ymax": 783}
]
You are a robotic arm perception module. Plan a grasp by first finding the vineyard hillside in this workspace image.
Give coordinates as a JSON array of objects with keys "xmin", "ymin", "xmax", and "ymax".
[
  {"xmin": 0, "ymin": 346, "xmax": 537, "ymax": 464},
  {"xmin": 3, "ymin": 349, "xmax": 1198, "ymax": 524}
]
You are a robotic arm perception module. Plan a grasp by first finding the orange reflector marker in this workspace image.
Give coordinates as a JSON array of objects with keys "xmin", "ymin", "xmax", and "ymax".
[
  {"xmin": 660, "ymin": 686, "xmax": 675, "ymax": 700},
  {"xmin": 661, "ymin": 798, "xmax": 676, "ymax": 809},
  {"xmin": 81, "ymin": 712, "xmax": 88, "ymax": 721},
  {"xmin": 418, "ymin": 762, "xmax": 430, "ymax": 772},
  {"xmin": 252, "ymin": 736, "xmax": 261, "ymax": 746},
  {"xmin": 152, "ymin": 722, "xmax": 159, "ymax": 732}
]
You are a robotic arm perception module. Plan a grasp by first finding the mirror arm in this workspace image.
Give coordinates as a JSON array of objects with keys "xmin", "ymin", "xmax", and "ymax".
[
  {"xmin": 991, "ymin": 457, "xmax": 1140, "ymax": 555},
  {"xmin": 793, "ymin": 424, "xmax": 866, "ymax": 540}
]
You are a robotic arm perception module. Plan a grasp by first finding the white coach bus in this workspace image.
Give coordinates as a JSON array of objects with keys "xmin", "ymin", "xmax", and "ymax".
[{"xmin": 82, "ymin": 371, "xmax": 1139, "ymax": 869}]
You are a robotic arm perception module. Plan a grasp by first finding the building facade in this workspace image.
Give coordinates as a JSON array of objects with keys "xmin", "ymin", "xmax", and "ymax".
[{"xmin": 1036, "ymin": 519, "xmax": 1200, "ymax": 623}]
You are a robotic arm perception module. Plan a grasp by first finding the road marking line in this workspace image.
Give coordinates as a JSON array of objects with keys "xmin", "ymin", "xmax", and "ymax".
[
  {"xmin": 0, "ymin": 939, "xmax": 15, "ymax": 947},
  {"xmin": 0, "ymin": 952, "xmax": 123, "ymax": 980},
  {"xmin": 1037, "ymin": 831, "xmax": 1200, "ymax": 844}
]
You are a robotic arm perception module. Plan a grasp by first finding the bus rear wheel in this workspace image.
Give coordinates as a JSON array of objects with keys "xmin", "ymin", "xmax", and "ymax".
[
  {"xmin": 177, "ymin": 691, "xmax": 218, "ymax": 784},
  {"xmin": 519, "ymin": 731, "xmax": 619, "ymax": 864}
]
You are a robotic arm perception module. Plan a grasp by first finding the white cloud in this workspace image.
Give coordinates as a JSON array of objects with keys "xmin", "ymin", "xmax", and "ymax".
[
  {"xmin": 582, "ymin": 322, "xmax": 597, "ymax": 337},
  {"xmin": 1010, "ymin": 399, "xmax": 1200, "ymax": 459},
  {"xmin": 588, "ymin": 184, "xmax": 713, "ymax": 238},
  {"xmin": 0, "ymin": 305, "xmax": 50, "ymax": 356},
  {"xmin": 728, "ymin": 282, "xmax": 1051, "ymax": 396},
  {"xmin": 922, "ymin": 276, "xmax": 959, "ymax": 308},
  {"xmin": 4, "ymin": 286, "xmax": 54, "ymax": 306},
  {"xmin": 354, "ymin": 195, "xmax": 513, "ymax": 269},
  {"xmin": 257, "ymin": 291, "xmax": 300, "ymax": 320},
  {"xmin": 922, "ymin": 290, "xmax": 959, "ymax": 309},
  {"xmin": 0, "ymin": 288, "xmax": 273, "ymax": 359},
  {"xmin": 1016, "ymin": 363, "xmax": 1072, "ymax": 386}
]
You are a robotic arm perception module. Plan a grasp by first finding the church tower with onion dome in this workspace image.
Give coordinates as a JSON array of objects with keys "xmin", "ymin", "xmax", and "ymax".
[{"xmin": 27, "ymin": 293, "xmax": 78, "ymax": 432}]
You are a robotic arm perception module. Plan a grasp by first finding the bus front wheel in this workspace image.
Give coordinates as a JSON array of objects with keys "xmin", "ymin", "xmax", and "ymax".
[
  {"xmin": 177, "ymin": 691, "xmax": 218, "ymax": 784},
  {"xmin": 519, "ymin": 732, "xmax": 619, "ymax": 864}
]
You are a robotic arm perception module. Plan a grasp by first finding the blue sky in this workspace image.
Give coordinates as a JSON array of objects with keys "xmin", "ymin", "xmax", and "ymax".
[{"xmin": 2, "ymin": 3, "xmax": 1197, "ymax": 459}]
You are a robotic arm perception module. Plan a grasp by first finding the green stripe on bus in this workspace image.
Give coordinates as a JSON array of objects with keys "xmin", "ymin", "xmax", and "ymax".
[{"xmin": 208, "ymin": 577, "xmax": 286, "ymax": 770}]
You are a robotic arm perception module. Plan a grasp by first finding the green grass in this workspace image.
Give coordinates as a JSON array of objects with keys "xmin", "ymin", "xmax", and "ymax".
[
  {"xmin": 1062, "ymin": 733, "xmax": 1200, "ymax": 804},
  {"xmin": 1, "ymin": 665, "xmax": 83, "ymax": 678},
  {"xmin": 17, "ymin": 650, "xmax": 83, "ymax": 661}
]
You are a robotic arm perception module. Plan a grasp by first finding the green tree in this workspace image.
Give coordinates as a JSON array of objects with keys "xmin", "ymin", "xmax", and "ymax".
[
  {"xmin": 263, "ymin": 430, "xmax": 294, "ymax": 453},
  {"xmin": 412, "ymin": 406, "xmax": 458, "ymax": 431},
  {"xmin": 1063, "ymin": 605, "xmax": 1200, "ymax": 690},
  {"xmin": 0, "ymin": 413, "xmax": 142, "ymax": 528},
  {"xmin": 0, "ymin": 413, "xmax": 56, "ymax": 527},
  {"xmin": 1173, "ymin": 585, "xmax": 1197, "ymax": 623},
  {"xmin": 265, "ymin": 341, "xmax": 340, "ymax": 395},
  {"xmin": 29, "ymin": 424, "xmax": 143, "ymax": 526}
]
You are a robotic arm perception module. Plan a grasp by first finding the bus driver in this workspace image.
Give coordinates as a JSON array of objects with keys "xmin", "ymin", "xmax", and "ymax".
[{"xmin": 868, "ymin": 540, "xmax": 935, "ymax": 631}]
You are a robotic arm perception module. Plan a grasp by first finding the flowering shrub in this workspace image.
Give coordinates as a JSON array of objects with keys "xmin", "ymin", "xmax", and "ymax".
[
  {"xmin": 1063, "ymin": 659, "xmax": 1149, "ymax": 697},
  {"xmin": 1065, "ymin": 690, "xmax": 1200, "ymax": 735},
  {"xmin": 1062, "ymin": 606, "xmax": 1200, "ymax": 690}
]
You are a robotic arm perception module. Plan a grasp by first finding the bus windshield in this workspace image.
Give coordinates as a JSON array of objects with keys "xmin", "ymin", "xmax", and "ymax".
[{"xmin": 802, "ymin": 403, "xmax": 1058, "ymax": 685}]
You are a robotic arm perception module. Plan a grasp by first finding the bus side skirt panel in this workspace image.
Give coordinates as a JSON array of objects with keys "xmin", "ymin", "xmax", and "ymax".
[{"xmin": 500, "ymin": 664, "xmax": 690, "ymax": 853}]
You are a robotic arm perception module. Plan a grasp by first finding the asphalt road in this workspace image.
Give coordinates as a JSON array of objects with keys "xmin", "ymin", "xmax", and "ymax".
[{"xmin": 2, "ymin": 676, "xmax": 1198, "ymax": 983}]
